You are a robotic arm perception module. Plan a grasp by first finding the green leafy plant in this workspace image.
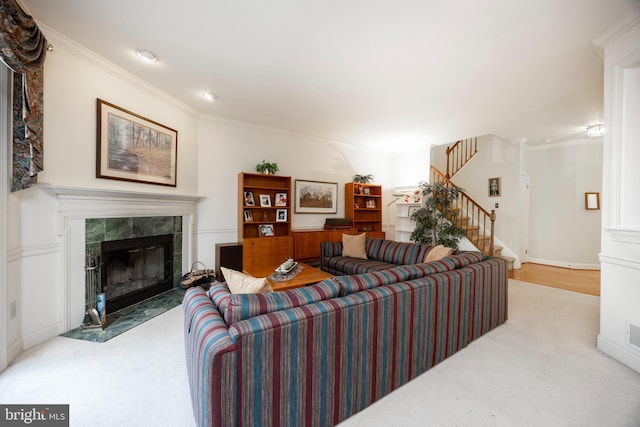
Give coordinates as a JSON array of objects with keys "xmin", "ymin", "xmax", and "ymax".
[
  {"xmin": 352, "ymin": 174, "xmax": 374, "ymax": 183},
  {"xmin": 409, "ymin": 181, "xmax": 466, "ymax": 249},
  {"xmin": 255, "ymin": 160, "xmax": 279, "ymax": 175}
]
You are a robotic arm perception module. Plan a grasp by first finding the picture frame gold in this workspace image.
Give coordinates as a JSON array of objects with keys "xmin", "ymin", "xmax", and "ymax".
[
  {"xmin": 97, "ymin": 99, "xmax": 177, "ymax": 187},
  {"xmin": 585, "ymin": 192, "xmax": 600, "ymax": 210}
]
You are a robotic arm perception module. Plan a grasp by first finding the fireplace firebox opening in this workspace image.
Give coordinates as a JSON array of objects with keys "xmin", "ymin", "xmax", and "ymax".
[{"xmin": 100, "ymin": 234, "xmax": 174, "ymax": 314}]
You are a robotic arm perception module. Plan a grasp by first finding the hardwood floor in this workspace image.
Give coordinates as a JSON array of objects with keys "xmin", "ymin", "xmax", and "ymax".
[{"xmin": 511, "ymin": 263, "xmax": 600, "ymax": 296}]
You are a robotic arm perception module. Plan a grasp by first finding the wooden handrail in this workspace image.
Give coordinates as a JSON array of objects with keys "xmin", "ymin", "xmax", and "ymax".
[
  {"xmin": 445, "ymin": 137, "xmax": 478, "ymax": 179},
  {"xmin": 431, "ymin": 165, "xmax": 495, "ymax": 256}
]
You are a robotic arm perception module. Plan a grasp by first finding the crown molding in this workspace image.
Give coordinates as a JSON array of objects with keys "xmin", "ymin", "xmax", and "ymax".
[
  {"xmin": 592, "ymin": 5, "xmax": 640, "ymax": 59},
  {"xmin": 37, "ymin": 22, "xmax": 200, "ymax": 118}
]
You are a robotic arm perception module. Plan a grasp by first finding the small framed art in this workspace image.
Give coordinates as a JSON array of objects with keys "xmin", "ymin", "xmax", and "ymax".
[
  {"xmin": 275, "ymin": 192, "xmax": 288, "ymax": 207},
  {"xmin": 244, "ymin": 191, "xmax": 255, "ymax": 206},
  {"xmin": 276, "ymin": 209, "xmax": 288, "ymax": 222},
  {"xmin": 244, "ymin": 210, "xmax": 253, "ymax": 222},
  {"xmin": 488, "ymin": 177, "xmax": 501, "ymax": 197},
  {"xmin": 259, "ymin": 224, "xmax": 275, "ymax": 237},
  {"xmin": 259, "ymin": 194, "xmax": 271, "ymax": 207}
]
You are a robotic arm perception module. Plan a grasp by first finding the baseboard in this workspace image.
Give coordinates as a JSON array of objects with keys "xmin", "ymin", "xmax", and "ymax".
[
  {"xmin": 524, "ymin": 258, "xmax": 600, "ymax": 270},
  {"xmin": 22, "ymin": 324, "xmax": 60, "ymax": 350},
  {"xmin": 7, "ymin": 337, "xmax": 23, "ymax": 367},
  {"xmin": 597, "ymin": 335, "xmax": 640, "ymax": 374}
]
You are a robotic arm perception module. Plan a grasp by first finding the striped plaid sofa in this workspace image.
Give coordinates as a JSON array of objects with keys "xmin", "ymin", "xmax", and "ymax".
[
  {"xmin": 321, "ymin": 237, "xmax": 436, "ymax": 276},
  {"xmin": 184, "ymin": 253, "xmax": 508, "ymax": 427}
]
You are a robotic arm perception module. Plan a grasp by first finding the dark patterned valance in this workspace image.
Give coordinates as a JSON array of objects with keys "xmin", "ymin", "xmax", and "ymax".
[{"xmin": 0, "ymin": 0, "xmax": 47, "ymax": 191}]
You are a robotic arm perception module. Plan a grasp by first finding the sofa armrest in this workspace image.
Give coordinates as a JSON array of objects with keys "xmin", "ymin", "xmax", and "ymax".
[{"xmin": 320, "ymin": 241, "xmax": 343, "ymax": 271}]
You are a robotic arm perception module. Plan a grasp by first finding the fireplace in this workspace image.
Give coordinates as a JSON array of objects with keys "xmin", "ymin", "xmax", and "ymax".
[{"xmin": 100, "ymin": 234, "xmax": 174, "ymax": 314}]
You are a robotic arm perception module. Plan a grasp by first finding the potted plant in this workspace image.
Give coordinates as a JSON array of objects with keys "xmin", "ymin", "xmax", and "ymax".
[
  {"xmin": 409, "ymin": 181, "xmax": 466, "ymax": 248},
  {"xmin": 255, "ymin": 160, "xmax": 279, "ymax": 175},
  {"xmin": 352, "ymin": 174, "xmax": 374, "ymax": 183}
]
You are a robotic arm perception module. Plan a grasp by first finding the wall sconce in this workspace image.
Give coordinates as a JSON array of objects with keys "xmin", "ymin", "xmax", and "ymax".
[{"xmin": 587, "ymin": 124, "xmax": 603, "ymax": 138}]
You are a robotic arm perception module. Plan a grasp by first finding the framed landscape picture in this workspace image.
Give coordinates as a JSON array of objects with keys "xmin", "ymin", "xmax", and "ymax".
[
  {"xmin": 97, "ymin": 99, "xmax": 177, "ymax": 187},
  {"xmin": 294, "ymin": 179, "xmax": 338, "ymax": 214}
]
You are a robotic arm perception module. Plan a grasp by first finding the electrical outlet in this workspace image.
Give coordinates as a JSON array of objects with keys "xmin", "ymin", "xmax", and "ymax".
[
  {"xmin": 10, "ymin": 301, "xmax": 17, "ymax": 319},
  {"xmin": 495, "ymin": 203, "xmax": 499, "ymax": 208}
]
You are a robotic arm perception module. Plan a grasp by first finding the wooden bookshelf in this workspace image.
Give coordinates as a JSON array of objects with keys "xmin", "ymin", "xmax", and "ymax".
[
  {"xmin": 345, "ymin": 182, "xmax": 383, "ymax": 232},
  {"xmin": 238, "ymin": 172, "xmax": 293, "ymax": 273}
]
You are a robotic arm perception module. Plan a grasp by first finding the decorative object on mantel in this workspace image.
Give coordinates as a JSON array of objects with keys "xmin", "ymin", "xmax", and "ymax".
[
  {"xmin": 0, "ymin": 1, "xmax": 48, "ymax": 192},
  {"xmin": 255, "ymin": 160, "xmax": 279, "ymax": 175},
  {"xmin": 97, "ymin": 99, "xmax": 178, "ymax": 187},
  {"xmin": 352, "ymin": 174, "xmax": 374, "ymax": 183}
]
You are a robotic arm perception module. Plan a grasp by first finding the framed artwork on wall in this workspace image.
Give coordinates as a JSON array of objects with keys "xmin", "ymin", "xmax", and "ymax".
[
  {"xmin": 488, "ymin": 177, "xmax": 501, "ymax": 197},
  {"xmin": 585, "ymin": 192, "xmax": 600, "ymax": 210},
  {"xmin": 294, "ymin": 179, "xmax": 338, "ymax": 214},
  {"xmin": 97, "ymin": 99, "xmax": 177, "ymax": 187}
]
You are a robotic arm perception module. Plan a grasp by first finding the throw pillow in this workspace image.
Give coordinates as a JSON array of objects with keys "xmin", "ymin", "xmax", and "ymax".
[
  {"xmin": 220, "ymin": 266, "xmax": 272, "ymax": 294},
  {"xmin": 424, "ymin": 244, "xmax": 453, "ymax": 262},
  {"xmin": 342, "ymin": 233, "xmax": 367, "ymax": 259}
]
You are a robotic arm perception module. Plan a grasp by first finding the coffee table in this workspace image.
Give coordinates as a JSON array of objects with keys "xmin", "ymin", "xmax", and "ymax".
[{"xmin": 247, "ymin": 262, "xmax": 333, "ymax": 291}]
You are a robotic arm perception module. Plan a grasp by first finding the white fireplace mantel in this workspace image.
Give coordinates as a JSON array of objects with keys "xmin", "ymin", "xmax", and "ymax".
[{"xmin": 40, "ymin": 184, "xmax": 203, "ymax": 332}]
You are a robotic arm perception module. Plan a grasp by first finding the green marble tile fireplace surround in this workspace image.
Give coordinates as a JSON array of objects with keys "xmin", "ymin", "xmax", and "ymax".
[{"xmin": 85, "ymin": 216, "xmax": 183, "ymax": 296}]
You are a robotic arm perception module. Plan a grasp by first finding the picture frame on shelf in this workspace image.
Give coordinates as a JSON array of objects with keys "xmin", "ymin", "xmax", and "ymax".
[
  {"xmin": 259, "ymin": 224, "xmax": 275, "ymax": 237},
  {"xmin": 275, "ymin": 192, "xmax": 288, "ymax": 207},
  {"xmin": 488, "ymin": 177, "xmax": 501, "ymax": 197},
  {"xmin": 97, "ymin": 99, "xmax": 177, "ymax": 187},
  {"xmin": 276, "ymin": 209, "xmax": 287, "ymax": 222},
  {"xmin": 366, "ymin": 198, "xmax": 376, "ymax": 208},
  {"xmin": 294, "ymin": 179, "xmax": 338, "ymax": 214},
  {"xmin": 244, "ymin": 191, "xmax": 255, "ymax": 206},
  {"xmin": 244, "ymin": 210, "xmax": 253, "ymax": 222},
  {"xmin": 259, "ymin": 194, "xmax": 271, "ymax": 207}
]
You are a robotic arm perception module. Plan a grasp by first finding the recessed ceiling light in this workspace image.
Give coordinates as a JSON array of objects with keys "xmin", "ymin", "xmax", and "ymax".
[
  {"xmin": 202, "ymin": 92, "xmax": 217, "ymax": 102},
  {"xmin": 135, "ymin": 49, "xmax": 158, "ymax": 62}
]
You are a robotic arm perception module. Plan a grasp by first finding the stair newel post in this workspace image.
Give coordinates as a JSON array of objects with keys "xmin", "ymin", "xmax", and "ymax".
[{"xmin": 489, "ymin": 209, "xmax": 496, "ymax": 256}]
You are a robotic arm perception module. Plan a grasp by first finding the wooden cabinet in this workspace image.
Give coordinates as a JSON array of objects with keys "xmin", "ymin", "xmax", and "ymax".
[
  {"xmin": 238, "ymin": 173, "xmax": 293, "ymax": 273},
  {"xmin": 345, "ymin": 182, "xmax": 383, "ymax": 232},
  {"xmin": 293, "ymin": 229, "xmax": 385, "ymax": 262}
]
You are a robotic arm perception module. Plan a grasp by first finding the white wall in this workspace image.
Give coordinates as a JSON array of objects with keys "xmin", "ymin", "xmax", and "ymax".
[
  {"xmin": 431, "ymin": 135, "xmax": 521, "ymax": 261},
  {"xmin": 595, "ymin": 8, "xmax": 640, "ymax": 374},
  {"xmin": 194, "ymin": 116, "xmax": 394, "ymax": 270},
  {"xmin": 525, "ymin": 140, "xmax": 602, "ymax": 268}
]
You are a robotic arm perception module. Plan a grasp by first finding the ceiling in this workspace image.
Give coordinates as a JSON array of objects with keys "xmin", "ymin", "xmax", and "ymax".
[{"xmin": 22, "ymin": 0, "xmax": 639, "ymax": 150}]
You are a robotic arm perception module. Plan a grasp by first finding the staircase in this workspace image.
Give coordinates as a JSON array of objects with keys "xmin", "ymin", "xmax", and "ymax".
[{"xmin": 433, "ymin": 138, "xmax": 515, "ymax": 274}]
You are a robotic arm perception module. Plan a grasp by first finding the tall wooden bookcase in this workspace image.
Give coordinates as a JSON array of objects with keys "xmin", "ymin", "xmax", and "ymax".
[
  {"xmin": 238, "ymin": 173, "xmax": 293, "ymax": 273},
  {"xmin": 345, "ymin": 182, "xmax": 383, "ymax": 232}
]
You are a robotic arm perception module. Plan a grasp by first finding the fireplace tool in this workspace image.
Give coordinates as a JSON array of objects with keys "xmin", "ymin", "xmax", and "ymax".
[{"xmin": 82, "ymin": 251, "xmax": 103, "ymax": 330}]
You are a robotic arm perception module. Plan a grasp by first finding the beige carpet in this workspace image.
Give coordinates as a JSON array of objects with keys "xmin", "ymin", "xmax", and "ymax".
[{"xmin": 1, "ymin": 280, "xmax": 639, "ymax": 426}]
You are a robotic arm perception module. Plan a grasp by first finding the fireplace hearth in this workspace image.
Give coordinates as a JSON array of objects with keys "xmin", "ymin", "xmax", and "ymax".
[{"xmin": 100, "ymin": 234, "xmax": 174, "ymax": 314}]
